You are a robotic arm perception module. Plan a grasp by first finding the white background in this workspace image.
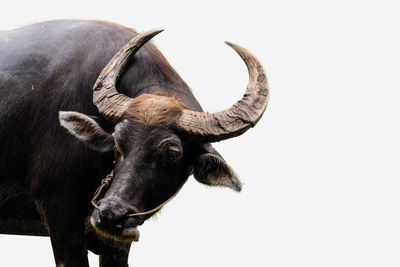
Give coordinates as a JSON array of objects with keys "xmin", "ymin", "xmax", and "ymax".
[{"xmin": 1, "ymin": 0, "xmax": 399, "ymax": 266}]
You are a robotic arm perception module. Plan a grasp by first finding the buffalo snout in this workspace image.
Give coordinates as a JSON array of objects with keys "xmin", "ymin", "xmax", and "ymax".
[
  {"xmin": 98, "ymin": 200, "xmax": 128, "ymax": 224},
  {"xmin": 91, "ymin": 198, "xmax": 144, "ymax": 241},
  {"xmin": 91, "ymin": 199, "xmax": 128, "ymax": 235}
]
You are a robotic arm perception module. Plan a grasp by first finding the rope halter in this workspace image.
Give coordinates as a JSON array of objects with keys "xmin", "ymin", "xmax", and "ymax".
[{"xmin": 91, "ymin": 170, "xmax": 189, "ymax": 218}]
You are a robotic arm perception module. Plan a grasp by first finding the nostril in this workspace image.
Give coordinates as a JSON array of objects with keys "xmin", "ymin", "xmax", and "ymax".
[
  {"xmin": 99, "ymin": 205, "xmax": 116, "ymax": 222},
  {"xmin": 98, "ymin": 200, "xmax": 129, "ymax": 224}
]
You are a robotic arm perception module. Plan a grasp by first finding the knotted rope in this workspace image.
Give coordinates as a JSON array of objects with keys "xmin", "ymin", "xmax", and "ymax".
[{"xmin": 91, "ymin": 170, "xmax": 189, "ymax": 217}]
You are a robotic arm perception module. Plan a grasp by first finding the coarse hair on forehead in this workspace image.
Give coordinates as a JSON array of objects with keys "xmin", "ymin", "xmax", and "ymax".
[{"xmin": 122, "ymin": 93, "xmax": 188, "ymax": 128}]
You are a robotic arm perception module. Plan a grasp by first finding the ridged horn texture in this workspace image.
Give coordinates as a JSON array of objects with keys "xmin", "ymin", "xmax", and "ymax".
[
  {"xmin": 177, "ymin": 42, "xmax": 269, "ymax": 142},
  {"xmin": 93, "ymin": 29, "xmax": 163, "ymax": 123}
]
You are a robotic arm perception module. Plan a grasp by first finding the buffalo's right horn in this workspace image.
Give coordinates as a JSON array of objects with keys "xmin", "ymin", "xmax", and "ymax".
[
  {"xmin": 92, "ymin": 29, "xmax": 163, "ymax": 124},
  {"xmin": 177, "ymin": 42, "xmax": 269, "ymax": 142}
]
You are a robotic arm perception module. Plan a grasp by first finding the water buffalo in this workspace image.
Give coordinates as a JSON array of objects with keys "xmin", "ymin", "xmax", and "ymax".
[{"xmin": 0, "ymin": 20, "xmax": 269, "ymax": 266}]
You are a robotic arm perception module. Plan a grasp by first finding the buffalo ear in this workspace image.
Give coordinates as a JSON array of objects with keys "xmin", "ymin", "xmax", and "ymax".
[
  {"xmin": 193, "ymin": 144, "xmax": 242, "ymax": 192},
  {"xmin": 59, "ymin": 111, "xmax": 114, "ymax": 152}
]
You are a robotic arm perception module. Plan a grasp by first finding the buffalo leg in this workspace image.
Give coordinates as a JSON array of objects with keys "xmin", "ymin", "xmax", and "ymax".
[
  {"xmin": 35, "ymin": 198, "xmax": 90, "ymax": 267},
  {"xmin": 99, "ymin": 242, "xmax": 131, "ymax": 267}
]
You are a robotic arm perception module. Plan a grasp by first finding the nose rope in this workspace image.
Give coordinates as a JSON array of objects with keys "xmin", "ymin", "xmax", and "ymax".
[
  {"xmin": 91, "ymin": 170, "xmax": 190, "ymax": 218},
  {"xmin": 91, "ymin": 171, "xmax": 114, "ymax": 209}
]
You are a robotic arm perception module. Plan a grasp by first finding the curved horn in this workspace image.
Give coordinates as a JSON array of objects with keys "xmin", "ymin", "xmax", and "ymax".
[
  {"xmin": 177, "ymin": 42, "xmax": 269, "ymax": 142},
  {"xmin": 93, "ymin": 29, "xmax": 163, "ymax": 123}
]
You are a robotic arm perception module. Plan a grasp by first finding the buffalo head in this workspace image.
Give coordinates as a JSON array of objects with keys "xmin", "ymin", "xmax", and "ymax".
[{"xmin": 58, "ymin": 30, "xmax": 269, "ymax": 242}]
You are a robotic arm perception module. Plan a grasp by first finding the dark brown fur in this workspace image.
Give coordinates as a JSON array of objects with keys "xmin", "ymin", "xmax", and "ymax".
[{"xmin": 123, "ymin": 93, "xmax": 188, "ymax": 128}]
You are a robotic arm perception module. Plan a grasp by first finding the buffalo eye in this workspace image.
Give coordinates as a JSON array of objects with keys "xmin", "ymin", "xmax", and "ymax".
[
  {"xmin": 165, "ymin": 147, "xmax": 181, "ymax": 162},
  {"xmin": 156, "ymin": 137, "xmax": 183, "ymax": 164}
]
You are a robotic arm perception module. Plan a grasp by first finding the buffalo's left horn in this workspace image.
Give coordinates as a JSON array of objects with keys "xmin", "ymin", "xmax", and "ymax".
[
  {"xmin": 177, "ymin": 42, "xmax": 269, "ymax": 142},
  {"xmin": 93, "ymin": 29, "xmax": 163, "ymax": 123}
]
